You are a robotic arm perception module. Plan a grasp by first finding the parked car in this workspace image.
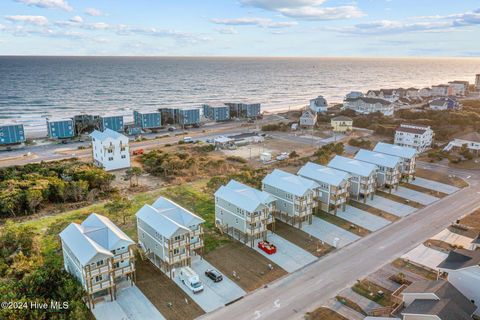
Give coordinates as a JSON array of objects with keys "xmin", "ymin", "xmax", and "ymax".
[
  {"xmin": 132, "ymin": 148, "xmax": 144, "ymax": 155},
  {"xmin": 258, "ymin": 240, "xmax": 277, "ymax": 255},
  {"xmin": 182, "ymin": 136, "xmax": 194, "ymax": 143},
  {"xmin": 276, "ymin": 152, "xmax": 289, "ymax": 161},
  {"xmin": 179, "ymin": 267, "xmax": 204, "ymax": 294},
  {"xmin": 168, "ymin": 126, "xmax": 176, "ymax": 132},
  {"xmin": 205, "ymin": 269, "xmax": 223, "ymax": 282}
]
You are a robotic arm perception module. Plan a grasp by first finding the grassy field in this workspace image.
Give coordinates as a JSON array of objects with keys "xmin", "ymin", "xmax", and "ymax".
[
  {"xmin": 335, "ymin": 296, "xmax": 366, "ymax": 316},
  {"xmin": 352, "ymin": 279, "xmax": 394, "ymax": 307},
  {"xmin": 305, "ymin": 307, "xmax": 348, "ymax": 320},
  {"xmin": 392, "ymin": 258, "xmax": 437, "ymax": 281},
  {"xmin": 415, "ymin": 168, "xmax": 468, "ymax": 188}
]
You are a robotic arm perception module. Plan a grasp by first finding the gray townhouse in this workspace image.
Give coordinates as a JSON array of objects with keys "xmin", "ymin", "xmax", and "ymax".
[
  {"xmin": 262, "ymin": 169, "xmax": 319, "ymax": 228},
  {"xmin": 354, "ymin": 149, "xmax": 401, "ymax": 192},
  {"xmin": 373, "ymin": 142, "xmax": 417, "ymax": 181},
  {"xmin": 214, "ymin": 180, "xmax": 276, "ymax": 246}
]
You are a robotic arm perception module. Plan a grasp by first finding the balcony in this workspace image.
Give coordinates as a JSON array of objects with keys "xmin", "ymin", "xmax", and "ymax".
[
  {"xmin": 190, "ymin": 241, "xmax": 203, "ymax": 250},
  {"xmin": 190, "ymin": 228, "xmax": 203, "ymax": 237},
  {"xmin": 248, "ymin": 225, "xmax": 265, "ymax": 235},
  {"xmin": 113, "ymin": 252, "xmax": 132, "ymax": 262},
  {"xmin": 87, "ymin": 265, "xmax": 110, "ymax": 277},
  {"xmin": 166, "ymin": 239, "xmax": 187, "ymax": 249},
  {"xmin": 89, "ymin": 280, "xmax": 113, "ymax": 294},
  {"xmin": 114, "ymin": 265, "xmax": 133, "ymax": 278},
  {"xmin": 247, "ymin": 214, "xmax": 265, "ymax": 223},
  {"xmin": 165, "ymin": 253, "xmax": 188, "ymax": 264}
]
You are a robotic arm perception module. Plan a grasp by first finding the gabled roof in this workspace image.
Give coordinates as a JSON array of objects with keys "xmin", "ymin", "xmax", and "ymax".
[
  {"xmin": 345, "ymin": 97, "xmax": 392, "ymax": 106},
  {"xmin": 298, "ymin": 162, "xmax": 350, "ymax": 187},
  {"xmin": 90, "ymin": 128, "xmax": 127, "ymax": 141},
  {"xmin": 455, "ymin": 132, "xmax": 480, "ymax": 143},
  {"xmin": 331, "ymin": 116, "xmax": 352, "ymax": 122},
  {"xmin": 215, "ymin": 180, "xmax": 276, "ymax": 212},
  {"xmin": 473, "ymin": 233, "xmax": 480, "ymax": 244},
  {"xmin": 373, "ymin": 142, "xmax": 417, "ymax": 160},
  {"xmin": 355, "ymin": 149, "xmax": 401, "ymax": 169},
  {"xmin": 151, "ymin": 197, "xmax": 204, "ymax": 228},
  {"xmin": 262, "ymin": 169, "xmax": 319, "ymax": 197},
  {"xmin": 81, "ymin": 213, "xmax": 135, "ymax": 251},
  {"xmin": 310, "ymin": 96, "xmax": 327, "ymax": 106},
  {"xmin": 301, "ymin": 110, "xmax": 316, "ymax": 119},
  {"xmin": 136, "ymin": 204, "xmax": 190, "ymax": 238},
  {"xmin": 59, "ymin": 223, "xmax": 113, "ymax": 266},
  {"xmin": 437, "ymin": 248, "xmax": 480, "ymax": 270},
  {"xmin": 396, "ymin": 126, "xmax": 427, "ymax": 134},
  {"xmin": 328, "ymin": 155, "xmax": 377, "ymax": 177}
]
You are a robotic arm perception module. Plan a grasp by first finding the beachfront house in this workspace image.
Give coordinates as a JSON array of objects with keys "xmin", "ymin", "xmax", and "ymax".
[
  {"xmin": 476, "ymin": 74, "xmax": 480, "ymax": 91},
  {"xmin": 328, "ymin": 155, "xmax": 377, "ymax": 202},
  {"xmin": 297, "ymin": 162, "xmax": 350, "ymax": 214},
  {"xmin": 214, "ymin": 180, "xmax": 276, "ymax": 246},
  {"xmin": 448, "ymin": 80, "xmax": 470, "ymax": 96},
  {"xmin": 262, "ymin": 169, "xmax": 319, "ymax": 228},
  {"xmin": 299, "ymin": 110, "xmax": 317, "ymax": 127},
  {"xmin": 428, "ymin": 97, "xmax": 459, "ymax": 110},
  {"xmin": 419, "ymin": 87, "xmax": 432, "ymax": 98},
  {"xmin": 405, "ymin": 88, "xmax": 420, "ymax": 99},
  {"xmin": 343, "ymin": 97, "xmax": 394, "ymax": 116},
  {"xmin": 366, "ymin": 89, "xmax": 399, "ymax": 102},
  {"xmin": 203, "ymin": 104, "xmax": 230, "ymax": 122},
  {"xmin": 0, "ymin": 123, "xmax": 25, "ymax": 146},
  {"xmin": 331, "ymin": 116, "xmax": 353, "ymax": 133},
  {"xmin": 90, "ymin": 128, "xmax": 130, "ymax": 171},
  {"xmin": 394, "ymin": 124, "xmax": 434, "ymax": 153},
  {"xmin": 443, "ymin": 132, "xmax": 480, "ymax": 156},
  {"xmin": 373, "ymin": 142, "xmax": 417, "ymax": 182},
  {"xmin": 401, "ymin": 279, "xmax": 477, "ymax": 319},
  {"xmin": 47, "ymin": 118, "xmax": 75, "ymax": 139},
  {"xmin": 354, "ymin": 149, "xmax": 401, "ymax": 191},
  {"xmin": 225, "ymin": 102, "xmax": 261, "ymax": 119},
  {"xmin": 437, "ymin": 249, "xmax": 480, "ymax": 315},
  {"xmin": 133, "ymin": 110, "xmax": 161, "ymax": 129},
  {"xmin": 345, "ymin": 91, "xmax": 364, "ymax": 100},
  {"xmin": 309, "ymin": 96, "xmax": 328, "ymax": 113},
  {"xmin": 431, "ymin": 84, "xmax": 449, "ymax": 97},
  {"xmin": 59, "ymin": 213, "xmax": 136, "ymax": 307}
]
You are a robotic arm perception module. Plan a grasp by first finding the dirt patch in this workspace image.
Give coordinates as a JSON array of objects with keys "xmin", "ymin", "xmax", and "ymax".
[
  {"xmin": 204, "ymin": 241, "xmax": 288, "ymax": 292},
  {"xmin": 401, "ymin": 183, "xmax": 448, "ymax": 198},
  {"xmin": 424, "ymin": 239, "xmax": 457, "ymax": 252},
  {"xmin": 335, "ymin": 296, "xmax": 367, "ymax": 316},
  {"xmin": 415, "ymin": 168, "xmax": 468, "ymax": 188},
  {"xmin": 458, "ymin": 209, "xmax": 480, "ymax": 236},
  {"xmin": 272, "ymin": 220, "xmax": 334, "ymax": 257},
  {"xmin": 305, "ymin": 307, "xmax": 348, "ymax": 320},
  {"xmin": 316, "ymin": 211, "xmax": 370, "ymax": 237},
  {"xmin": 376, "ymin": 190, "xmax": 425, "ymax": 209},
  {"xmin": 135, "ymin": 258, "xmax": 205, "ymax": 320},
  {"xmin": 352, "ymin": 279, "xmax": 394, "ymax": 307},
  {"xmin": 391, "ymin": 258, "xmax": 437, "ymax": 281},
  {"xmin": 349, "ymin": 201, "xmax": 399, "ymax": 222}
]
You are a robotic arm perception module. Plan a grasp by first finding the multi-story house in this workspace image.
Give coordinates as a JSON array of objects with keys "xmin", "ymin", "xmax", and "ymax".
[
  {"xmin": 59, "ymin": 213, "xmax": 136, "ymax": 308},
  {"xmin": 448, "ymin": 80, "xmax": 470, "ymax": 96},
  {"xmin": 419, "ymin": 87, "xmax": 432, "ymax": 98},
  {"xmin": 328, "ymin": 155, "xmax": 378, "ymax": 202},
  {"xmin": 214, "ymin": 180, "xmax": 276, "ymax": 246},
  {"xmin": 354, "ymin": 149, "xmax": 401, "ymax": 192},
  {"xmin": 299, "ymin": 110, "xmax": 317, "ymax": 127},
  {"xmin": 345, "ymin": 91, "xmax": 363, "ymax": 100},
  {"xmin": 343, "ymin": 97, "xmax": 394, "ymax": 116},
  {"xmin": 262, "ymin": 169, "xmax": 319, "ymax": 228},
  {"xmin": 309, "ymin": 96, "xmax": 328, "ymax": 113},
  {"xmin": 297, "ymin": 162, "xmax": 350, "ymax": 214},
  {"xmin": 437, "ymin": 249, "xmax": 480, "ymax": 316},
  {"xmin": 476, "ymin": 74, "xmax": 480, "ymax": 91},
  {"xmin": 331, "ymin": 116, "xmax": 353, "ymax": 133},
  {"xmin": 444, "ymin": 132, "xmax": 480, "ymax": 157},
  {"xmin": 373, "ymin": 142, "xmax": 417, "ymax": 182},
  {"xmin": 394, "ymin": 124, "xmax": 434, "ymax": 153},
  {"xmin": 366, "ymin": 89, "xmax": 399, "ymax": 102},
  {"xmin": 405, "ymin": 87, "xmax": 420, "ymax": 99},
  {"xmin": 90, "ymin": 128, "xmax": 131, "ymax": 171},
  {"xmin": 428, "ymin": 97, "xmax": 459, "ymax": 110},
  {"xmin": 431, "ymin": 84, "xmax": 449, "ymax": 97},
  {"xmin": 225, "ymin": 102, "xmax": 261, "ymax": 119}
]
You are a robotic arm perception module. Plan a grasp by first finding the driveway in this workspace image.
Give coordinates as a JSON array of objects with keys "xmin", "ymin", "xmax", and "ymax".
[
  {"xmin": 92, "ymin": 284, "xmax": 165, "ymax": 320},
  {"xmin": 394, "ymin": 187, "xmax": 439, "ymax": 205},
  {"xmin": 327, "ymin": 299, "xmax": 364, "ymax": 320},
  {"xmin": 431, "ymin": 229, "xmax": 474, "ymax": 248},
  {"xmin": 410, "ymin": 177, "xmax": 460, "ymax": 194},
  {"xmin": 302, "ymin": 217, "xmax": 361, "ymax": 248},
  {"xmin": 401, "ymin": 244, "xmax": 448, "ymax": 270},
  {"xmin": 338, "ymin": 206, "xmax": 391, "ymax": 231},
  {"xmin": 173, "ymin": 256, "xmax": 246, "ymax": 313},
  {"xmin": 359, "ymin": 196, "xmax": 416, "ymax": 217},
  {"xmin": 339, "ymin": 288, "xmax": 382, "ymax": 314},
  {"xmin": 253, "ymin": 232, "xmax": 317, "ymax": 273}
]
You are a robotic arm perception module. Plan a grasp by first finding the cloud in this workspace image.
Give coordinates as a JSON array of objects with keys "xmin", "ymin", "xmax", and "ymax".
[
  {"xmin": 85, "ymin": 8, "xmax": 103, "ymax": 17},
  {"xmin": 5, "ymin": 15, "xmax": 49, "ymax": 26},
  {"xmin": 211, "ymin": 17, "xmax": 297, "ymax": 28},
  {"xmin": 240, "ymin": 0, "xmax": 363, "ymax": 20},
  {"xmin": 15, "ymin": 0, "xmax": 72, "ymax": 11},
  {"xmin": 70, "ymin": 16, "xmax": 83, "ymax": 23},
  {"xmin": 216, "ymin": 27, "xmax": 238, "ymax": 34}
]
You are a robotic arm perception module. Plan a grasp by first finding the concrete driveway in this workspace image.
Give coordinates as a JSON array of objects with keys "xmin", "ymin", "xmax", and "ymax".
[
  {"xmin": 173, "ymin": 256, "xmax": 246, "ymax": 313},
  {"xmin": 302, "ymin": 217, "xmax": 360, "ymax": 248},
  {"xmin": 431, "ymin": 229, "xmax": 474, "ymax": 248},
  {"xmin": 92, "ymin": 284, "xmax": 165, "ymax": 320},
  {"xmin": 360, "ymin": 196, "xmax": 417, "ymax": 217},
  {"xmin": 401, "ymin": 244, "xmax": 448, "ymax": 270},
  {"xmin": 410, "ymin": 177, "xmax": 460, "ymax": 194},
  {"xmin": 339, "ymin": 288, "xmax": 382, "ymax": 314},
  {"xmin": 394, "ymin": 186, "xmax": 439, "ymax": 205},
  {"xmin": 338, "ymin": 206, "xmax": 391, "ymax": 231},
  {"xmin": 253, "ymin": 232, "xmax": 317, "ymax": 273}
]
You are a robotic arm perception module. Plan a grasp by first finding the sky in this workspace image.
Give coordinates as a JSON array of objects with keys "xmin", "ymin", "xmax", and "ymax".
[{"xmin": 0, "ymin": 0, "xmax": 479, "ymax": 56}]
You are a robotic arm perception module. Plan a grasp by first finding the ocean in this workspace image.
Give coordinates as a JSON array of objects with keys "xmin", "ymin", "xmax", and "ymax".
[{"xmin": 1, "ymin": 56, "xmax": 479, "ymax": 134}]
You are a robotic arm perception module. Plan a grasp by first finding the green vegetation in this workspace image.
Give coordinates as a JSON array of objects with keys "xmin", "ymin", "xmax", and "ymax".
[
  {"xmin": 352, "ymin": 279, "xmax": 393, "ymax": 307},
  {"xmin": 348, "ymin": 138, "xmax": 372, "ymax": 149},
  {"xmin": 225, "ymin": 156, "xmax": 248, "ymax": 164},
  {"xmin": 335, "ymin": 295, "xmax": 367, "ymax": 315},
  {"xmin": 0, "ymin": 160, "xmax": 115, "ymax": 218},
  {"xmin": 312, "ymin": 143, "xmax": 344, "ymax": 164},
  {"xmin": 261, "ymin": 122, "xmax": 290, "ymax": 132},
  {"xmin": 392, "ymin": 258, "xmax": 438, "ymax": 281}
]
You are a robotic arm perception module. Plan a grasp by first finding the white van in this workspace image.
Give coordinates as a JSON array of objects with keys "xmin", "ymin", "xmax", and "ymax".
[
  {"xmin": 179, "ymin": 267, "xmax": 204, "ymax": 294},
  {"xmin": 183, "ymin": 136, "xmax": 194, "ymax": 143}
]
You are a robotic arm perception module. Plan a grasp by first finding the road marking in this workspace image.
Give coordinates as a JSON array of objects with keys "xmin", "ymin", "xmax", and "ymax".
[
  {"xmin": 274, "ymin": 299, "xmax": 281, "ymax": 308},
  {"xmin": 467, "ymin": 175, "xmax": 471, "ymax": 179},
  {"xmin": 253, "ymin": 311, "xmax": 262, "ymax": 320}
]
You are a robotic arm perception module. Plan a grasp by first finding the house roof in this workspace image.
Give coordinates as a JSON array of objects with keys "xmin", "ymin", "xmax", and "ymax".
[
  {"xmin": 402, "ymin": 280, "xmax": 476, "ymax": 320},
  {"xmin": 437, "ymin": 248, "xmax": 480, "ymax": 270},
  {"xmin": 331, "ymin": 116, "xmax": 352, "ymax": 122},
  {"xmin": 136, "ymin": 204, "xmax": 190, "ymax": 238},
  {"xmin": 396, "ymin": 126, "xmax": 427, "ymax": 135},
  {"xmin": 215, "ymin": 180, "xmax": 276, "ymax": 212},
  {"xmin": 297, "ymin": 162, "xmax": 350, "ymax": 187},
  {"xmin": 455, "ymin": 132, "xmax": 480, "ymax": 143},
  {"xmin": 345, "ymin": 97, "xmax": 391, "ymax": 106},
  {"xmin": 262, "ymin": 169, "xmax": 319, "ymax": 197},
  {"xmin": 430, "ymin": 97, "xmax": 456, "ymax": 106},
  {"xmin": 310, "ymin": 96, "xmax": 327, "ymax": 106},
  {"xmin": 151, "ymin": 197, "xmax": 204, "ymax": 228},
  {"xmin": 81, "ymin": 213, "xmax": 135, "ymax": 251},
  {"xmin": 328, "ymin": 155, "xmax": 377, "ymax": 177},
  {"xmin": 473, "ymin": 233, "xmax": 480, "ymax": 244},
  {"xmin": 90, "ymin": 128, "xmax": 127, "ymax": 141},
  {"xmin": 354, "ymin": 149, "xmax": 401, "ymax": 169},
  {"xmin": 373, "ymin": 142, "xmax": 417, "ymax": 160}
]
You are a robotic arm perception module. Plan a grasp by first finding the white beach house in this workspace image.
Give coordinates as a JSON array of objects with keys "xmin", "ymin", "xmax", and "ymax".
[
  {"xmin": 354, "ymin": 149, "xmax": 401, "ymax": 191},
  {"xmin": 343, "ymin": 97, "xmax": 394, "ymax": 116},
  {"xmin": 262, "ymin": 169, "xmax": 319, "ymax": 228},
  {"xmin": 394, "ymin": 124, "xmax": 434, "ymax": 153},
  {"xmin": 443, "ymin": 132, "xmax": 480, "ymax": 157},
  {"xmin": 309, "ymin": 96, "xmax": 328, "ymax": 113},
  {"xmin": 298, "ymin": 162, "xmax": 350, "ymax": 214},
  {"xmin": 59, "ymin": 213, "xmax": 136, "ymax": 307},
  {"xmin": 90, "ymin": 128, "xmax": 130, "ymax": 171},
  {"xmin": 373, "ymin": 142, "xmax": 417, "ymax": 182},
  {"xmin": 215, "ymin": 180, "xmax": 276, "ymax": 246}
]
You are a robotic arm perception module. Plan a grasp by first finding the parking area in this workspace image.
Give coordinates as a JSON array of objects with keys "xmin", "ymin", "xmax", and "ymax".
[
  {"xmin": 338, "ymin": 206, "xmax": 391, "ymax": 231},
  {"xmin": 393, "ymin": 186, "xmax": 439, "ymax": 205},
  {"xmin": 430, "ymin": 229, "xmax": 475, "ymax": 248},
  {"xmin": 359, "ymin": 196, "xmax": 416, "ymax": 217},
  {"xmin": 401, "ymin": 244, "xmax": 448, "ymax": 270},
  {"xmin": 302, "ymin": 217, "xmax": 361, "ymax": 248},
  {"xmin": 253, "ymin": 232, "xmax": 317, "ymax": 273},
  {"xmin": 92, "ymin": 285, "xmax": 166, "ymax": 320},
  {"xmin": 410, "ymin": 177, "xmax": 460, "ymax": 194}
]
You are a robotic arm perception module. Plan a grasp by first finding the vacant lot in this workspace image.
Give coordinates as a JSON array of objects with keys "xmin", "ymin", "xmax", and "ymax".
[
  {"xmin": 349, "ymin": 201, "xmax": 399, "ymax": 222},
  {"xmin": 135, "ymin": 258, "xmax": 205, "ymax": 320},
  {"xmin": 305, "ymin": 307, "xmax": 348, "ymax": 320},
  {"xmin": 415, "ymin": 168, "xmax": 468, "ymax": 188},
  {"xmin": 352, "ymin": 279, "xmax": 394, "ymax": 307},
  {"xmin": 458, "ymin": 209, "xmax": 480, "ymax": 237},
  {"xmin": 376, "ymin": 190, "xmax": 425, "ymax": 209},
  {"xmin": 391, "ymin": 258, "xmax": 437, "ymax": 281},
  {"xmin": 402, "ymin": 183, "xmax": 448, "ymax": 198},
  {"xmin": 273, "ymin": 220, "xmax": 334, "ymax": 257},
  {"xmin": 424, "ymin": 239, "xmax": 456, "ymax": 252},
  {"xmin": 316, "ymin": 211, "xmax": 370, "ymax": 237},
  {"xmin": 204, "ymin": 241, "xmax": 287, "ymax": 292}
]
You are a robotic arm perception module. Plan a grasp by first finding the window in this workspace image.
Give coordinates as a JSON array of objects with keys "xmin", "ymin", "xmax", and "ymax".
[
  {"xmin": 95, "ymin": 275, "xmax": 103, "ymax": 282},
  {"xmin": 174, "ymin": 235, "xmax": 181, "ymax": 241},
  {"xmin": 121, "ymin": 155, "xmax": 126, "ymax": 159},
  {"xmin": 173, "ymin": 248, "xmax": 179, "ymax": 255},
  {"xmin": 96, "ymin": 260, "xmax": 104, "ymax": 267},
  {"xmin": 108, "ymin": 157, "xmax": 113, "ymax": 161},
  {"xmin": 114, "ymin": 262, "xmax": 119, "ymax": 268}
]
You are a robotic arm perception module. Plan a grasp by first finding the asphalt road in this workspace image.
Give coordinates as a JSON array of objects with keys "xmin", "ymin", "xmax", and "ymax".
[{"xmin": 202, "ymin": 165, "xmax": 480, "ymax": 320}]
